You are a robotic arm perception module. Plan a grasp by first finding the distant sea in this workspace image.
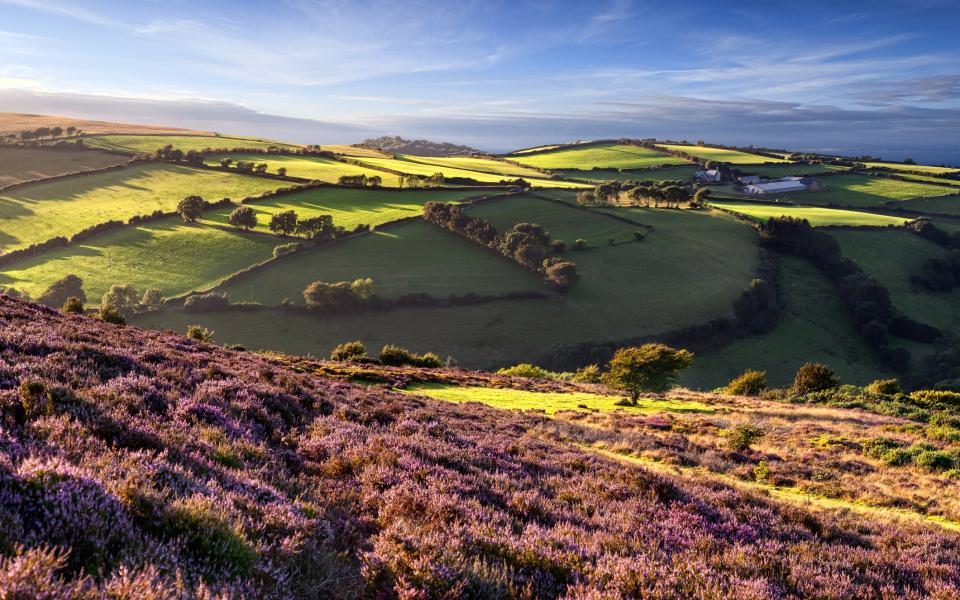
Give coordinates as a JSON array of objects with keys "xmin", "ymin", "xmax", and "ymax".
[{"xmin": 798, "ymin": 146, "xmax": 960, "ymax": 168}]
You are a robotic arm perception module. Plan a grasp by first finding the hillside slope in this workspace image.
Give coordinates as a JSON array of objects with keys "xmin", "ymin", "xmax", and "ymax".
[
  {"xmin": 1, "ymin": 296, "xmax": 959, "ymax": 597},
  {"xmin": 0, "ymin": 112, "xmax": 211, "ymax": 136}
]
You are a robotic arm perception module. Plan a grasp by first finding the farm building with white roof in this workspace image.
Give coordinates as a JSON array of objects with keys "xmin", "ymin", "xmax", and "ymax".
[{"xmin": 744, "ymin": 179, "xmax": 808, "ymax": 194}]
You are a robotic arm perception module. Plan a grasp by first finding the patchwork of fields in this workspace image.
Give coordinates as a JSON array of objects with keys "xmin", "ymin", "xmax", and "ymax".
[
  {"xmin": 556, "ymin": 165, "xmax": 698, "ymax": 183},
  {"xmin": 784, "ymin": 174, "xmax": 958, "ymax": 208},
  {"xmin": 0, "ymin": 147, "xmax": 127, "ymax": 187},
  {"xmin": 737, "ymin": 163, "xmax": 849, "ymax": 178},
  {"xmin": 708, "ymin": 201, "xmax": 909, "ymax": 227},
  {"xmin": 352, "ymin": 155, "xmax": 589, "ymax": 188},
  {"xmin": 203, "ymin": 152, "xmax": 402, "ymax": 185},
  {"xmin": 508, "ymin": 143, "xmax": 689, "ymax": 170},
  {"xmin": 863, "ymin": 161, "xmax": 960, "ymax": 175},
  {"xmin": 655, "ymin": 144, "xmax": 791, "ymax": 164},
  {"xmin": 400, "ymin": 155, "xmax": 548, "ymax": 179},
  {"xmin": 0, "ymin": 163, "xmax": 283, "ymax": 252},
  {"xmin": 85, "ymin": 134, "xmax": 298, "ymax": 154}
]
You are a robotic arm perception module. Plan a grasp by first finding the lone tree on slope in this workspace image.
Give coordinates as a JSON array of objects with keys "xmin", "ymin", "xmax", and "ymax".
[
  {"xmin": 177, "ymin": 196, "xmax": 205, "ymax": 223},
  {"xmin": 602, "ymin": 344, "xmax": 694, "ymax": 402}
]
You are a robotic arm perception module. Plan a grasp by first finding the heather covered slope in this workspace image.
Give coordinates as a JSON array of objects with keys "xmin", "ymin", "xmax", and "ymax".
[{"xmin": 2, "ymin": 297, "xmax": 960, "ymax": 597}]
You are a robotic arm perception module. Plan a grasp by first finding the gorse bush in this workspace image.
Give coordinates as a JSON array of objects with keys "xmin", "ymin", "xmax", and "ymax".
[
  {"xmin": 330, "ymin": 341, "xmax": 366, "ymax": 362},
  {"xmin": 727, "ymin": 424, "xmax": 764, "ymax": 451},
  {"xmin": 723, "ymin": 369, "xmax": 767, "ymax": 396},
  {"xmin": 98, "ymin": 305, "xmax": 125, "ymax": 325},
  {"xmin": 497, "ymin": 363, "xmax": 559, "ymax": 380},
  {"xmin": 793, "ymin": 363, "xmax": 840, "ymax": 394},
  {"xmin": 571, "ymin": 364, "xmax": 602, "ymax": 384},
  {"xmin": 910, "ymin": 390, "xmax": 960, "ymax": 409},
  {"xmin": 60, "ymin": 296, "xmax": 84, "ymax": 314},
  {"xmin": 186, "ymin": 324, "xmax": 214, "ymax": 342},
  {"xmin": 378, "ymin": 345, "xmax": 443, "ymax": 368},
  {"xmin": 867, "ymin": 378, "xmax": 901, "ymax": 395}
]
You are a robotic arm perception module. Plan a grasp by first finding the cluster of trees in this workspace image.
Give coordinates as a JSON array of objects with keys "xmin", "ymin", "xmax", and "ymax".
[
  {"xmin": 154, "ymin": 145, "xmax": 204, "ymax": 165},
  {"xmin": 576, "ymin": 180, "xmax": 692, "ymax": 208},
  {"xmin": 329, "ymin": 340, "xmax": 443, "ymax": 367},
  {"xmin": 32, "ymin": 274, "xmax": 164, "ymax": 318},
  {"xmin": 303, "ymin": 278, "xmax": 374, "ymax": 312},
  {"xmin": 338, "ymin": 174, "xmax": 382, "ymax": 187},
  {"xmin": 14, "ymin": 126, "xmax": 80, "ymax": 142},
  {"xmin": 760, "ymin": 217, "xmax": 940, "ymax": 372},
  {"xmin": 911, "ymin": 250, "xmax": 960, "ymax": 292},
  {"xmin": 268, "ymin": 211, "xmax": 344, "ymax": 240},
  {"xmin": 422, "ymin": 202, "xmax": 579, "ymax": 291},
  {"xmin": 399, "ymin": 173, "xmax": 444, "ymax": 188}
]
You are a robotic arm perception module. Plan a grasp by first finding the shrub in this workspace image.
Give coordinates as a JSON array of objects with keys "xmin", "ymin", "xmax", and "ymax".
[
  {"xmin": 37, "ymin": 274, "xmax": 86, "ymax": 308},
  {"xmin": 273, "ymin": 242, "xmax": 304, "ymax": 258},
  {"xmin": 572, "ymin": 239, "xmax": 587, "ymax": 251},
  {"xmin": 793, "ymin": 363, "xmax": 840, "ymax": 394},
  {"xmin": 141, "ymin": 288, "xmax": 163, "ymax": 312},
  {"xmin": 571, "ymin": 364, "xmax": 602, "ymax": 384},
  {"xmin": 723, "ymin": 369, "xmax": 767, "ymax": 396},
  {"xmin": 910, "ymin": 390, "xmax": 960, "ymax": 409},
  {"xmin": 753, "ymin": 460, "xmax": 769, "ymax": 482},
  {"xmin": 303, "ymin": 281, "xmax": 362, "ymax": 311},
  {"xmin": 867, "ymin": 378, "xmax": 901, "ymax": 395},
  {"xmin": 414, "ymin": 352, "xmax": 443, "ymax": 368},
  {"xmin": 330, "ymin": 341, "xmax": 366, "ymax": 362},
  {"xmin": 497, "ymin": 363, "xmax": 556, "ymax": 380},
  {"xmin": 543, "ymin": 258, "xmax": 579, "ymax": 292},
  {"xmin": 98, "ymin": 305, "xmax": 125, "ymax": 325},
  {"xmin": 633, "ymin": 230, "xmax": 645, "ymax": 240},
  {"xmin": 377, "ymin": 345, "xmax": 442, "ymax": 368},
  {"xmin": 727, "ymin": 424, "xmax": 764, "ymax": 451},
  {"xmin": 176, "ymin": 195, "xmax": 204, "ymax": 223},
  {"xmin": 602, "ymin": 344, "xmax": 694, "ymax": 401},
  {"xmin": 184, "ymin": 292, "xmax": 230, "ymax": 313},
  {"xmin": 862, "ymin": 437, "xmax": 904, "ymax": 460},
  {"xmin": 61, "ymin": 296, "xmax": 84, "ymax": 314},
  {"xmin": 186, "ymin": 325, "xmax": 214, "ymax": 343},
  {"xmin": 101, "ymin": 284, "xmax": 139, "ymax": 315},
  {"xmin": 228, "ymin": 206, "xmax": 257, "ymax": 230},
  {"xmin": 551, "ymin": 240, "xmax": 566, "ymax": 253},
  {"xmin": 915, "ymin": 450, "xmax": 956, "ymax": 471},
  {"xmin": 882, "ymin": 447, "xmax": 915, "ymax": 467}
]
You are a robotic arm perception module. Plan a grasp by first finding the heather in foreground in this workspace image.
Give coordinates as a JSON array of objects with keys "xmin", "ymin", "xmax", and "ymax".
[{"xmin": 1, "ymin": 297, "xmax": 960, "ymax": 598}]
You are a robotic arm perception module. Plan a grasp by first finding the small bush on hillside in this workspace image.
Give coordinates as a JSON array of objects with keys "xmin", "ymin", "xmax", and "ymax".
[
  {"xmin": 910, "ymin": 390, "xmax": 960, "ymax": 409},
  {"xmin": 330, "ymin": 341, "xmax": 366, "ymax": 362},
  {"xmin": 141, "ymin": 288, "xmax": 164, "ymax": 312},
  {"xmin": 723, "ymin": 369, "xmax": 767, "ymax": 396},
  {"xmin": 572, "ymin": 239, "xmax": 586, "ymax": 251},
  {"xmin": 867, "ymin": 378, "xmax": 901, "ymax": 395},
  {"xmin": 727, "ymin": 424, "xmax": 764, "ymax": 451},
  {"xmin": 571, "ymin": 364, "xmax": 602, "ymax": 384},
  {"xmin": 414, "ymin": 352, "xmax": 443, "ymax": 368},
  {"xmin": 184, "ymin": 292, "xmax": 230, "ymax": 313},
  {"xmin": 273, "ymin": 242, "xmax": 304, "ymax": 258},
  {"xmin": 61, "ymin": 296, "xmax": 84, "ymax": 314},
  {"xmin": 101, "ymin": 284, "xmax": 139, "ymax": 315},
  {"xmin": 862, "ymin": 437, "xmax": 904, "ymax": 460},
  {"xmin": 753, "ymin": 460, "xmax": 769, "ymax": 482},
  {"xmin": 915, "ymin": 450, "xmax": 956, "ymax": 471},
  {"xmin": 793, "ymin": 363, "xmax": 840, "ymax": 394},
  {"xmin": 497, "ymin": 363, "xmax": 557, "ymax": 380},
  {"xmin": 186, "ymin": 325, "xmax": 214, "ymax": 343},
  {"xmin": 98, "ymin": 305, "xmax": 125, "ymax": 325},
  {"xmin": 378, "ymin": 345, "xmax": 443, "ymax": 368},
  {"xmin": 551, "ymin": 240, "xmax": 566, "ymax": 253},
  {"xmin": 633, "ymin": 230, "xmax": 645, "ymax": 240}
]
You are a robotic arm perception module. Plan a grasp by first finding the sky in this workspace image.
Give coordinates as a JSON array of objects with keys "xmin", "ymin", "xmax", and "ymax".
[{"xmin": 1, "ymin": 0, "xmax": 959, "ymax": 163}]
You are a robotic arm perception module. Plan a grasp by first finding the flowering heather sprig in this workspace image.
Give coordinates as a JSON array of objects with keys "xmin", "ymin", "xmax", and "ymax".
[{"xmin": 0, "ymin": 295, "xmax": 959, "ymax": 598}]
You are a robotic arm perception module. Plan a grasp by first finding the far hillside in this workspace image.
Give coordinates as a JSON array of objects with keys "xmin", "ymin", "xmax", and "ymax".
[
  {"xmin": 0, "ymin": 111, "xmax": 212, "ymax": 136},
  {"xmin": 357, "ymin": 135, "xmax": 481, "ymax": 156}
]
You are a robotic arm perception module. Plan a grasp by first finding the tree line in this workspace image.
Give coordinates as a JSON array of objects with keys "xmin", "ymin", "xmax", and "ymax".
[{"xmin": 576, "ymin": 180, "xmax": 698, "ymax": 208}]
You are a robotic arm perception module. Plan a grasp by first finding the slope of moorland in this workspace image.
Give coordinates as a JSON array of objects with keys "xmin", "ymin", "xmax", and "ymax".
[
  {"xmin": 2, "ymin": 296, "xmax": 960, "ymax": 598},
  {"xmin": 0, "ymin": 112, "xmax": 212, "ymax": 136}
]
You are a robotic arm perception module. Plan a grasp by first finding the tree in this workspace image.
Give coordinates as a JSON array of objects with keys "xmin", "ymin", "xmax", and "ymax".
[
  {"xmin": 602, "ymin": 344, "xmax": 694, "ymax": 401},
  {"xmin": 691, "ymin": 187, "xmax": 711, "ymax": 208},
  {"xmin": 543, "ymin": 258, "xmax": 579, "ymax": 291},
  {"xmin": 101, "ymin": 284, "xmax": 140, "ymax": 315},
  {"xmin": 269, "ymin": 210, "xmax": 299, "ymax": 236},
  {"xmin": 19, "ymin": 130, "xmax": 33, "ymax": 141},
  {"xmin": 277, "ymin": 167, "xmax": 287, "ymax": 177},
  {"xmin": 330, "ymin": 341, "xmax": 366, "ymax": 361},
  {"xmin": 61, "ymin": 296, "xmax": 84, "ymax": 314},
  {"xmin": 177, "ymin": 196, "xmax": 205, "ymax": 222},
  {"xmin": 35, "ymin": 127, "xmax": 50, "ymax": 139},
  {"xmin": 228, "ymin": 206, "xmax": 257, "ymax": 230},
  {"xmin": 254, "ymin": 163, "xmax": 268, "ymax": 174},
  {"xmin": 220, "ymin": 158, "xmax": 233, "ymax": 168},
  {"xmin": 65, "ymin": 126, "xmax": 77, "ymax": 137},
  {"xmin": 185, "ymin": 150, "xmax": 204, "ymax": 165},
  {"xmin": 793, "ymin": 363, "xmax": 840, "ymax": 394},
  {"xmin": 37, "ymin": 274, "xmax": 86, "ymax": 308},
  {"xmin": 294, "ymin": 214, "xmax": 336, "ymax": 240},
  {"xmin": 500, "ymin": 223, "xmax": 551, "ymax": 269},
  {"xmin": 367, "ymin": 175, "xmax": 382, "ymax": 187},
  {"xmin": 50, "ymin": 126, "xmax": 63, "ymax": 139},
  {"xmin": 723, "ymin": 369, "xmax": 767, "ymax": 396},
  {"xmin": 350, "ymin": 277, "xmax": 374, "ymax": 301},
  {"xmin": 141, "ymin": 289, "xmax": 163, "ymax": 312},
  {"xmin": 169, "ymin": 149, "xmax": 184, "ymax": 162},
  {"xmin": 303, "ymin": 280, "xmax": 358, "ymax": 311}
]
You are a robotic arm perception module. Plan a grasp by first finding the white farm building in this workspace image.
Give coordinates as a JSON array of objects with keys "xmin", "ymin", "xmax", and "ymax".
[{"xmin": 744, "ymin": 177, "xmax": 807, "ymax": 195}]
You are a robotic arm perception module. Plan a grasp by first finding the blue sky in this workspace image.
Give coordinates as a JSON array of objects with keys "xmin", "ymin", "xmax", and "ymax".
[{"xmin": 1, "ymin": 0, "xmax": 959, "ymax": 162}]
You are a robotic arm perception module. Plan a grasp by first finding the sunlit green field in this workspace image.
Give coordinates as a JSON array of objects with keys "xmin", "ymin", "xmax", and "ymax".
[
  {"xmin": 404, "ymin": 383, "xmax": 714, "ymax": 414},
  {"xmin": 352, "ymin": 155, "xmax": 589, "ymax": 188},
  {"xmin": 775, "ymin": 174, "xmax": 958, "ymax": 208},
  {"xmin": 737, "ymin": 164, "xmax": 849, "ymax": 178},
  {"xmin": 863, "ymin": 161, "xmax": 960, "ymax": 175},
  {"xmin": 655, "ymin": 144, "xmax": 791, "ymax": 164},
  {"xmin": 84, "ymin": 134, "xmax": 298, "ymax": 154},
  {"xmin": 555, "ymin": 165, "xmax": 698, "ymax": 183},
  {"xmin": 877, "ymin": 172, "xmax": 960, "ymax": 188},
  {"xmin": 0, "ymin": 147, "xmax": 126, "ymax": 187},
  {"xmin": 508, "ymin": 144, "xmax": 561, "ymax": 155},
  {"xmin": 509, "ymin": 144, "xmax": 688, "ymax": 170},
  {"xmin": 400, "ymin": 155, "xmax": 547, "ymax": 179},
  {"xmin": 203, "ymin": 152, "xmax": 401, "ymax": 186},
  {"xmin": 217, "ymin": 219, "xmax": 544, "ymax": 304},
  {"xmin": 201, "ymin": 187, "xmax": 481, "ymax": 234},
  {"xmin": 318, "ymin": 144, "xmax": 389, "ymax": 158},
  {"xmin": 0, "ymin": 218, "xmax": 277, "ymax": 302},
  {"xmin": 708, "ymin": 201, "xmax": 908, "ymax": 227},
  {"xmin": 0, "ymin": 163, "xmax": 283, "ymax": 252}
]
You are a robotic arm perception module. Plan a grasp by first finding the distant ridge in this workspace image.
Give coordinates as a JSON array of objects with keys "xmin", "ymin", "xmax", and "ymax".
[
  {"xmin": 357, "ymin": 135, "xmax": 481, "ymax": 157},
  {"xmin": 0, "ymin": 111, "xmax": 212, "ymax": 137}
]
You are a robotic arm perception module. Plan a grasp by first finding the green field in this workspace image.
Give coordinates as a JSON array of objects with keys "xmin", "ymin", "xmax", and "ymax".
[
  {"xmin": 405, "ymin": 383, "xmax": 713, "ymax": 414},
  {"xmin": 737, "ymin": 164, "xmax": 849, "ymax": 178},
  {"xmin": 352, "ymin": 155, "xmax": 589, "ymax": 188},
  {"xmin": 830, "ymin": 229, "xmax": 960, "ymax": 332},
  {"xmin": 203, "ymin": 153, "xmax": 401, "ymax": 186},
  {"xmin": 137, "ymin": 203, "xmax": 759, "ymax": 367},
  {"xmin": 509, "ymin": 144, "xmax": 688, "ymax": 170},
  {"xmin": 318, "ymin": 145, "xmax": 389, "ymax": 158},
  {"xmin": 897, "ymin": 196, "xmax": 960, "ymax": 215},
  {"xmin": 0, "ymin": 218, "xmax": 278, "ymax": 302},
  {"xmin": 655, "ymin": 144, "xmax": 791, "ymax": 164},
  {"xmin": 508, "ymin": 145, "xmax": 561, "ymax": 155},
  {"xmin": 0, "ymin": 163, "xmax": 284, "ymax": 253},
  {"xmin": 780, "ymin": 174, "xmax": 958, "ymax": 208},
  {"xmin": 85, "ymin": 134, "xmax": 298, "ymax": 154},
  {"xmin": 0, "ymin": 147, "xmax": 127, "ymax": 187},
  {"xmin": 708, "ymin": 201, "xmax": 908, "ymax": 227},
  {"xmin": 881, "ymin": 173, "xmax": 960, "ymax": 188},
  {"xmin": 202, "ymin": 187, "xmax": 482, "ymax": 235},
  {"xmin": 863, "ymin": 161, "xmax": 960, "ymax": 175},
  {"xmin": 400, "ymin": 155, "xmax": 547, "ymax": 179},
  {"xmin": 555, "ymin": 165, "xmax": 698, "ymax": 183},
  {"xmin": 686, "ymin": 256, "xmax": 889, "ymax": 388},
  {"xmin": 217, "ymin": 219, "xmax": 544, "ymax": 304}
]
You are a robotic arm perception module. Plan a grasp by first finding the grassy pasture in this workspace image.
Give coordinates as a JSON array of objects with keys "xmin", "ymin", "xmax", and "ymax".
[
  {"xmin": 405, "ymin": 383, "xmax": 714, "ymax": 414},
  {"xmin": 555, "ymin": 165, "xmax": 698, "ymax": 183},
  {"xmin": 0, "ymin": 218, "xmax": 277, "ymax": 302},
  {"xmin": 830, "ymin": 229, "xmax": 960, "ymax": 332},
  {"xmin": 202, "ymin": 187, "xmax": 480, "ymax": 235},
  {"xmin": 737, "ymin": 164, "xmax": 849, "ymax": 178},
  {"xmin": 217, "ymin": 219, "xmax": 544, "ymax": 304},
  {"xmin": 897, "ymin": 196, "xmax": 960, "ymax": 216},
  {"xmin": 318, "ymin": 145, "xmax": 389, "ymax": 158},
  {"xmin": 400, "ymin": 155, "xmax": 547, "ymax": 179},
  {"xmin": 685, "ymin": 256, "xmax": 889, "ymax": 389},
  {"xmin": 0, "ymin": 163, "xmax": 283, "ymax": 253},
  {"xmin": 708, "ymin": 201, "xmax": 909, "ymax": 227},
  {"xmin": 508, "ymin": 145, "xmax": 561, "ymax": 155},
  {"xmin": 863, "ymin": 162, "xmax": 960, "ymax": 175},
  {"xmin": 203, "ymin": 153, "xmax": 401, "ymax": 186},
  {"xmin": 467, "ymin": 194, "xmax": 640, "ymax": 243},
  {"xmin": 0, "ymin": 147, "xmax": 126, "ymax": 187},
  {"xmin": 656, "ymin": 144, "xmax": 791, "ymax": 164},
  {"xmin": 353, "ymin": 155, "xmax": 589, "ymax": 188},
  {"xmin": 509, "ymin": 144, "xmax": 688, "ymax": 170},
  {"xmin": 85, "ymin": 134, "xmax": 298, "ymax": 154},
  {"xmin": 138, "ymin": 205, "xmax": 759, "ymax": 367},
  {"xmin": 881, "ymin": 173, "xmax": 960, "ymax": 188},
  {"xmin": 778, "ymin": 174, "xmax": 958, "ymax": 208}
]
